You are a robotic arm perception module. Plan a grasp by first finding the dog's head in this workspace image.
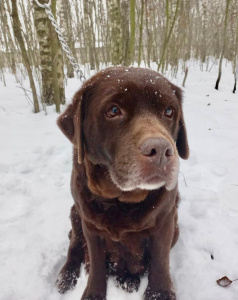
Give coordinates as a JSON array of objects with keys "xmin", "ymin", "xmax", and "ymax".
[{"xmin": 58, "ymin": 67, "xmax": 189, "ymax": 201}]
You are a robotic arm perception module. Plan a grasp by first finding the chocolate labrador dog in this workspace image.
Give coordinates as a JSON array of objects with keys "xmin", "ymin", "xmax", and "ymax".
[{"xmin": 56, "ymin": 67, "xmax": 189, "ymax": 300}]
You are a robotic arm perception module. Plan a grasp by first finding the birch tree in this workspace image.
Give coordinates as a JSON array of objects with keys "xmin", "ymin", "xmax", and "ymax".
[
  {"xmin": 108, "ymin": 0, "xmax": 123, "ymax": 65},
  {"xmin": 58, "ymin": 0, "xmax": 75, "ymax": 78},
  {"xmin": 11, "ymin": 0, "xmax": 40, "ymax": 113},
  {"xmin": 128, "ymin": 0, "xmax": 135, "ymax": 64},
  {"xmin": 158, "ymin": 0, "xmax": 180, "ymax": 72},
  {"xmin": 121, "ymin": 0, "xmax": 130, "ymax": 65},
  {"xmin": 83, "ymin": 0, "xmax": 95, "ymax": 70},
  {"xmin": 215, "ymin": 0, "xmax": 231, "ymax": 90},
  {"xmin": 33, "ymin": 0, "xmax": 65, "ymax": 112},
  {"xmin": 138, "ymin": 0, "xmax": 144, "ymax": 66},
  {"xmin": 0, "ymin": 1, "xmax": 16, "ymax": 74},
  {"xmin": 33, "ymin": 1, "xmax": 54, "ymax": 106}
]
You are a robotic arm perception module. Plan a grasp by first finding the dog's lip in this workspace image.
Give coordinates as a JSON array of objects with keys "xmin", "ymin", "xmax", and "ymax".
[
  {"xmin": 139, "ymin": 159, "xmax": 174, "ymax": 178},
  {"xmin": 110, "ymin": 170, "xmax": 169, "ymax": 192},
  {"xmin": 142, "ymin": 173, "xmax": 166, "ymax": 183},
  {"xmin": 137, "ymin": 172, "xmax": 168, "ymax": 188}
]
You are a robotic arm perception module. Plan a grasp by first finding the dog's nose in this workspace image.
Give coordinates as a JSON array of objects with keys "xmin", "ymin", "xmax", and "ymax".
[{"xmin": 139, "ymin": 137, "xmax": 173, "ymax": 166}]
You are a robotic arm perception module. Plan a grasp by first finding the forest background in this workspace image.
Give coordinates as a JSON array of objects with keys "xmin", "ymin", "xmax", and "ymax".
[{"xmin": 0, "ymin": 0, "xmax": 237, "ymax": 114}]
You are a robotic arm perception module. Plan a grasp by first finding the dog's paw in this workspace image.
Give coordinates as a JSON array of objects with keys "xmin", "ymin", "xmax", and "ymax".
[
  {"xmin": 144, "ymin": 288, "xmax": 176, "ymax": 300},
  {"xmin": 116, "ymin": 273, "xmax": 140, "ymax": 293},
  {"xmin": 55, "ymin": 263, "xmax": 80, "ymax": 294}
]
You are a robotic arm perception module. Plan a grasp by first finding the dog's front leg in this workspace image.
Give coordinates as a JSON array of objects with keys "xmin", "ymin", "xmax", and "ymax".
[
  {"xmin": 145, "ymin": 215, "xmax": 176, "ymax": 300},
  {"xmin": 81, "ymin": 221, "xmax": 107, "ymax": 300}
]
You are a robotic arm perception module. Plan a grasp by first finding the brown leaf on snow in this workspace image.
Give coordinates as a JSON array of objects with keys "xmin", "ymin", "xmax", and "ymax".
[{"xmin": 217, "ymin": 276, "xmax": 233, "ymax": 287}]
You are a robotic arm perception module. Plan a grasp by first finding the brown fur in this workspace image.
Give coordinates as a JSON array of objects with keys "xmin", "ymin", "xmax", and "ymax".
[{"xmin": 56, "ymin": 67, "xmax": 189, "ymax": 300}]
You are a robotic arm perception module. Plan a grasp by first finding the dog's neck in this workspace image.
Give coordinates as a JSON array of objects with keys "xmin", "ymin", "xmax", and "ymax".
[{"xmin": 74, "ymin": 149, "xmax": 149, "ymax": 203}]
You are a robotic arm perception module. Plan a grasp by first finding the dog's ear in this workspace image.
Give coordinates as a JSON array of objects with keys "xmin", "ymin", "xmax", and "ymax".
[
  {"xmin": 57, "ymin": 90, "xmax": 84, "ymax": 164},
  {"xmin": 171, "ymin": 84, "xmax": 189, "ymax": 159}
]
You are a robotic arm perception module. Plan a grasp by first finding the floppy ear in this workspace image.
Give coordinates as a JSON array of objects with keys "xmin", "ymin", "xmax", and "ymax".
[
  {"xmin": 171, "ymin": 84, "xmax": 189, "ymax": 160},
  {"xmin": 57, "ymin": 90, "xmax": 84, "ymax": 164}
]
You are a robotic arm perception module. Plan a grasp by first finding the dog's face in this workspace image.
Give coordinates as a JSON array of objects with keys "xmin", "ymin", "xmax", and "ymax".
[{"xmin": 58, "ymin": 67, "xmax": 189, "ymax": 197}]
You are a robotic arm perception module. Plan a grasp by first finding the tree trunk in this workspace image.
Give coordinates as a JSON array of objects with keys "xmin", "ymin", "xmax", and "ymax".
[
  {"xmin": 158, "ymin": 0, "xmax": 180, "ymax": 72},
  {"xmin": 11, "ymin": 0, "xmax": 40, "ymax": 113},
  {"xmin": 50, "ymin": 0, "xmax": 61, "ymax": 113},
  {"xmin": 138, "ymin": 0, "xmax": 144, "ymax": 66},
  {"xmin": 145, "ymin": 1, "xmax": 152, "ymax": 67},
  {"xmin": 83, "ymin": 0, "xmax": 95, "ymax": 70},
  {"xmin": 108, "ymin": 0, "xmax": 123, "ymax": 65},
  {"xmin": 0, "ymin": 2, "xmax": 16, "ymax": 74},
  {"xmin": 182, "ymin": 66, "xmax": 188, "ymax": 87},
  {"xmin": 34, "ymin": 0, "xmax": 65, "ymax": 111},
  {"xmin": 215, "ymin": 0, "xmax": 231, "ymax": 90},
  {"xmin": 129, "ymin": 0, "xmax": 135, "ymax": 64},
  {"xmin": 89, "ymin": 1, "xmax": 99, "ymax": 70},
  {"xmin": 58, "ymin": 0, "xmax": 74, "ymax": 78},
  {"xmin": 121, "ymin": 0, "xmax": 130, "ymax": 66},
  {"xmin": 233, "ymin": 72, "xmax": 237, "ymax": 93},
  {"xmin": 33, "ymin": 0, "xmax": 54, "ymax": 106},
  {"xmin": 161, "ymin": 0, "xmax": 170, "ymax": 73},
  {"xmin": 51, "ymin": 0, "xmax": 65, "ymax": 107},
  {"xmin": 232, "ymin": 1, "xmax": 238, "ymax": 93}
]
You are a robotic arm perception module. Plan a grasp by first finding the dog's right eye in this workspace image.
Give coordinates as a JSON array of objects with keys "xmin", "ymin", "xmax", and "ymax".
[{"xmin": 105, "ymin": 105, "xmax": 122, "ymax": 118}]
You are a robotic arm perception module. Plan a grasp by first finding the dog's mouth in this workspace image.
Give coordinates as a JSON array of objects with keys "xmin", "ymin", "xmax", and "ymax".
[
  {"xmin": 136, "ymin": 174, "xmax": 167, "ymax": 191},
  {"xmin": 109, "ymin": 157, "xmax": 179, "ymax": 193}
]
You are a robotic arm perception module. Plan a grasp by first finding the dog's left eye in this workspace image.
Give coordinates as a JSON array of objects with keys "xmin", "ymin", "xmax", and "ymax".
[
  {"xmin": 105, "ymin": 105, "xmax": 122, "ymax": 118},
  {"xmin": 164, "ymin": 107, "xmax": 174, "ymax": 118}
]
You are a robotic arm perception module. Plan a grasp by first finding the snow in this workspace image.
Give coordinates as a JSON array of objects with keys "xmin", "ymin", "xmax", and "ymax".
[{"xmin": 1, "ymin": 62, "xmax": 238, "ymax": 300}]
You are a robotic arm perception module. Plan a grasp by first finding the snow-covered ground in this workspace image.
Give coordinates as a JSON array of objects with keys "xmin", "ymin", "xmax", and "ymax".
[{"xmin": 1, "ymin": 62, "xmax": 238, "ymax": 300}]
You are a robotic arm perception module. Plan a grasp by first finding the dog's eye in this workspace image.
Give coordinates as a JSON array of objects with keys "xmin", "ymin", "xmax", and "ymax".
[
  {"xmin": 105, "ymin": 105, "xmax": 122, "ymax": 118},
  {"xmin": 164, "ymin": 107, "xmax": 174, "ymax": 118}
]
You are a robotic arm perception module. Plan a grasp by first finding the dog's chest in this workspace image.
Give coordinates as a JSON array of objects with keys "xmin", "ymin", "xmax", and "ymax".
[
  {"xmin": 89, "ymin": 198, "xmax": 160, "ymax": 241},
  {"xmin": 104, "ymin": 230, "xmax": 150, "ymax": 275}
]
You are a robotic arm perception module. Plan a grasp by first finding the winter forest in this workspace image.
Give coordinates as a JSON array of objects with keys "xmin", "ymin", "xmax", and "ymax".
[
  {"xmin": 0, "ymin": 0, "xmax": 238, "ymax": 112},
  {"xmin": 1, "ymin": 0, "xmax": 238, "ymax": 300}
]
